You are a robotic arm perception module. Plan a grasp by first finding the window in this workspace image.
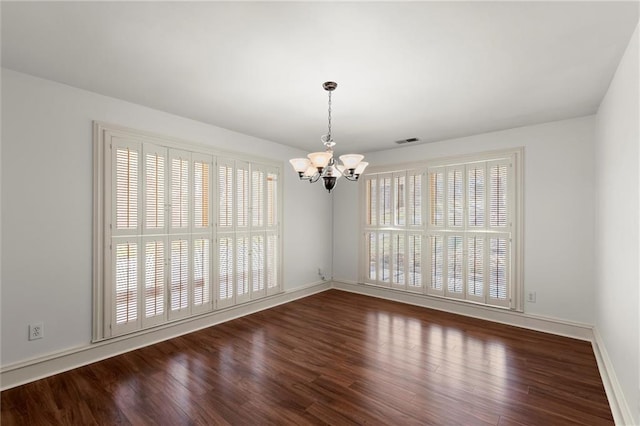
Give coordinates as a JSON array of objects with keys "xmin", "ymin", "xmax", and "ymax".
[
  {"xmin": 94, "ymin": 123, "xmax": 281, "ymax": 340},
  {"xmin": 361, "ymin": 149, "xmax": 522, "ymax": 310}
]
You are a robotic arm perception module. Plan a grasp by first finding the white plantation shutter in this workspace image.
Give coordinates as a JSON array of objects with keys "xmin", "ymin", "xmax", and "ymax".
[
  {"xmin": 218, "ymin": 160, "xmax": 234, "ymax": 230},
  {"xmin": 407, "ymin": 234, "xmax": 422, "ymax": 290},
  {"xmin": 170, "ymin": 151, "xmax": 190, "ymax": 231},
  {"xmin": 468, "ymin": 165, "xmax": 485, "ymax": 228},
  {"xmin": 447, "ymin": 235, "xmax": 464, "ymax": 296},
  {"xmin": 266, "ymin": 233, "xmax": 278, "ymax": 291},
  {"xmin": 447, "ymin": 167, "xmax": 464, "ymax": 228},
  {"xmin": 489, "ymin": 162, "xmax": 509, "ymax": 229},
  {"xmin": 143, "ymin": 238, "xmax": 165, "ymax": 327},
  {"xmin": 379, "ymin": 175, "xmax": 392, "ymax": 227},
  {"xmin": 193, "ymin": 155, "xmax": 211, "ymax": 231},
  {"xmin": 393, "ymin": 173, "xmax": 406, "ymax": 227},
  {"xmin": 428, "ymin": 235, "xmax": 444, "ymax": 294},
  {"xmin": 407, "ymin": 171, "xmax": 422, "ymax": 227},
  {"xmin": 218, "ymin": 236, "xmax": 234, "ymax": 307},
  {"xmin": 193, "ymin": 238, "xmax": 211, "ymax": 313},
  {"xmin": 467, "ymin": 235, "xmax": 485, "ymax": 300},
  {"xmin": 429, "ymin": 170, "xmax": 444, "ymax": 227},
  {"xmin": 236, "ymin": 161, "xmax": 250, "ymax": 230},
  {"xmin": 489, "ymin": 235, "xmax": 510, "ymax": 306},
  {"xmin": 366, "ymin": 232, "xmax": 377, "ymax": 281},
  {"xmin": 143, "ymin": 145, "xmax": 166, "ymax": 232},
  {"xmin": 169, "ymin": 238, "xmax": 189, "ymax": 319},
  {"xmin": 391, "ymin": 233, "xmax": 405, "ymax": 287},
  {"xmin": 96, "ymin": 123, "xmax": 282, "ymax": 340},
  {"xmin": 379, "ymin": 232, "xmax": 391, "ymax": 284},
  {"xmin": 365, "ymin": 178, "xmax": 377, "ymax": 226},
  {"xmin": 236, "ymin": 235, "xmax": 250, "ymax": 303}
]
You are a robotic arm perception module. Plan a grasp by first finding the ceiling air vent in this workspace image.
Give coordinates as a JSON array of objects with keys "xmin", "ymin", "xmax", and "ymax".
[{"xmin": 395, "ymin": 137, "xmax": 420, "ymax": 145}]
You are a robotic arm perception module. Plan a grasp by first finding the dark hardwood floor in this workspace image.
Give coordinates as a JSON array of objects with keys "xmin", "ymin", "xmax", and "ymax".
[{"xmin": 2, "ymin": 290, "xmax": 613, "ymax": 425}]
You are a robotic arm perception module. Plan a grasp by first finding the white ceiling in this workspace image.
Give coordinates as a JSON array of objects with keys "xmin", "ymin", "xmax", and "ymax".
[{"xmin": 2, "ymin": 2, "xmax": 638, "ymax": 154}]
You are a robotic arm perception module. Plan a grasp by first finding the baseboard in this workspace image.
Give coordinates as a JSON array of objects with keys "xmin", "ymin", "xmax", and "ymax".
[
  {"xmin": 592, "ymin": 327, "xmax": 635, "ymax": 426},
  {"xmin": 0, "ymin": 281, "xmax": 331, "ymax": 391},
  {"xmin": 331, "ymin": 280, "xmax": 594, "ymax": 341}
]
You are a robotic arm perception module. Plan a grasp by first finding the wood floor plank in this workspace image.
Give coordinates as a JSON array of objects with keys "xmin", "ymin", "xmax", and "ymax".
[{"xmin": 1, "ymin": 290, "xmax": 613, "ymax": 425}]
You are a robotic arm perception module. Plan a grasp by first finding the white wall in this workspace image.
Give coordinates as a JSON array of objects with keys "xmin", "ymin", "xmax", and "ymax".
[
  {"xmin": 333, "ymin": 116, "xmax": 597, "ymax": 325},
  {"xmin": 1, "ymin": 69, "xmax": 333, "ymax": 367},
  {"xmin": 594, "ymin": 23, "xmax": 639, "ymax": 425}
]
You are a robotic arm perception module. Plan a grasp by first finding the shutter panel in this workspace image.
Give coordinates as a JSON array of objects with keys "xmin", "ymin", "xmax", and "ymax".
[
  {"xmin": 393, "ymin": 173, "xmax": 406, "ymax": 227},
  {"xmin": 468, "ymin": 165, "xmax": 485, "ymax": 228},
  {"xmin": 407, "ymin": 234, "xmax": 422, "ymax": 290},
  {"xmin": 143, "ymin": 145, "xmax": 167, "ymax": 232},
  {"xmin": 366, "ymin": 232, "xmax": 377, "ymax": 281},
  {"xmin": 236, "ymin": 235, "xmax": 250, "ymax": 302},
  {"xmin": 251, "ymin": 234, "xmax": 266, "ymax": 296},
  {"xmin": 266, "ymin": 233, "xmax": 278, "ymax": 291},
  {"xmin": 379, "ymin": 175, "xmax": 392, "ymax": 227},
  {"xmin": 143, "ymin": 239, "xmax": 165, "ymax": 327},
  {"xmin": 429, "ymin": 170, "xmax": 444, "ymax": 227},
  {"xmin": 193, "ymin": 155, "xmax": 211, "ymax": 231},
  {"xmin": 266, "ymin": 171, "xmax": 278, "ymax": 228},
  {"xmin": 366, "ymin": 178, "xmax": 377, "ymax": 226},
  {"xmin": 447, "ymin": 168, "xmax": 464, "ymax": 228},
  {"xmin": 252, "ymin": 168, "xmax": 265, "ymax": 228},
  {"xmin": 170, "ymin": 151, "xmax": 190, "ymax": 231},
  {"xmin": 218, "ymin": 236, "xmax": 234, "ymax": 307},
  {"xmin": 447, "ymin": 235, "xmax": 463, "ymax": 295},
  {"xmin": 489, "ymin": 236, "xmax": 509, "ymax": 305},
  {"xmin": 379, "ymin": 232, "xmax": 391, "ymax": 284},
  {"xmin": 193, "ymin": 238, "xmax": 211, "ymax": 312},
  {"xmin": 490, "ymin": 163, "xmax": 508, "ymax": 228},
  {"xmin": 169, "ymin": 238, "xmax": 189, "ymax": 318},
  {"xmin": 236, "ymin": 161, "xmax": 249, "ymax": 230},
  {"xmin": 428, "ymin": 235, "xmax": 444, "ymax": 294},
  {"xmin": 218, "ymin": 160, "xmax": 234, "ymax": 229},
  {"xmin": 113, "ymin": 240, "xmax": 140, "ymax": 334},
  {"xmin": 392, "ymin": 233, "xmax": 405, "ymax": 287},
  {"xmin": 408, "ymin": 171, "xmax": 422, "ymax": 227},
  {"xmin": 114, "ymin": 143, "xmax": 140, "ymax": 233},
  {"xmin": 467, "ymin": 235, "xmax": 485, "ymax": 299}
]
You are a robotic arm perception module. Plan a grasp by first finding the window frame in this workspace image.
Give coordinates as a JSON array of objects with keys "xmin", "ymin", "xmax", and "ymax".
[
  {"xmin": 93, "ymin": 122, "xmax": 283, "ymax": 341},
  {"xmin": 359, "ymin": 148, "xmax": 524, "ymax": 312}
]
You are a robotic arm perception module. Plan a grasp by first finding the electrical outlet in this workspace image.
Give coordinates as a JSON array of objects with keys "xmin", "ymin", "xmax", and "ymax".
[
  {"xmin": 527, "ymin": 291, "xmax": 536, "ymax": 303},
  {"xmin": 29, "ymin": 322, "xmax": 44, "ymax": 340}
]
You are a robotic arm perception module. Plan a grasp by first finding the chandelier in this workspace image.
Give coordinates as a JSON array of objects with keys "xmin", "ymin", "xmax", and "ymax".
[{"xmin": 289, "ymin": 81, "xmax": 368, "ymax": 193}]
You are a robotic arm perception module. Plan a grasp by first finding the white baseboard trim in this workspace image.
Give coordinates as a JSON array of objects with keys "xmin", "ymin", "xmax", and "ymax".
[
  {"xmin": 331, "ymin": 280, "xmax": 594, "ymax": 341},
  {"xmin": 592, "ymin": 327, "xmax": 635, "ymax": 426},
  {"xmin": 0, "ymin": 280, "xmax": 331, "ymax": 391}
]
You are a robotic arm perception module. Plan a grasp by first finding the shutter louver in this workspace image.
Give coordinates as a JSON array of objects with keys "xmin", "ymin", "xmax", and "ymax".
[
  {"xmin": 408, "ymin": 172, "xmax": 422, "ymax": 226},
  {"xmin": 115, "ymin": 242, "xmax": 138, "ymax": 325},
  {"xmin": 490, "ymin": 237, "xmax": 508, "ymax": 300},
  {"xmin": 194, "ymin": 161, "xmax": 209, "ymax": 230},
  {"xmin": 379, "ymin": 232, "xmax": 390, "ymax": 283},
  {"xmin": 448, "ymin": 169, "xmax": 463, "ymax": 227},
  {"xmin": 394, "ymin": 175, "xmax": 406, "ymax": 226},
  {"xmin": 408, "ymin": 234, "xmax": 422, "ymax": 288},
  {"xmin": 490, "ymin": 164, "xmax": 508, "ymax": 228},
  {"xmin": 218, "ymin": 164, "xmax": 233, "ymax": 229},
  {"xmin": 392, "ymin": 233, "xmax": 405, "ymax": 285},
  {"xmin": 467, "ymin": 236, "xmax": 484, "ymax": 297},
  {"xmin": 116, "ymin": 148, "xmax": 139, "ymax": 230},
  {"xmin": 219, "ymin": 237, "xmax": 233, "ymax": 301},
  {"xmin": 447, "ymin": 235, "xmax": 463, "ymax": 293},
  {"xmin": 144, "ymin": 240, "xmax": 164, "ymax": 319},
  {"xmin": 237, "ymin": 166, "xmax": 249, "ymax": 228},
  {"xmin": 145, "ymin": 151, "xmax": 165, "ymax": 230},
  {"xmin": 193, "ymin": 238, "xmax": 210, "ymax": 306},
  {"xmin": 252, "ymin": 170, "xmax": 264, "ymax": 227},
  {"xmin": 237, "ymin": 236, "xmax": 249, "ymax": 297},
  {"xmin": 429, "ymin": 171, "xmax": 444, "ymax": 227},
  {"xmin": 171, "ymin": 157, "xmax": 189, "ymax": 229},
  {"xmin": 366, "ymin": 232, "xmax": 377, "ymax": 281},
  {"xmin": 170, "ymin": 239, "xmax": 189, "ymax": 312},
  {"xmin": 468, "ymin": 166, "xmax": 485, "ymax": 227},
  {"xmin": 366, "ymin": 178, "xmax": 377, "ymax": 226},
  {"xmin": 429, "ymin": 235, "xmax": 443, "ymax": 291}
]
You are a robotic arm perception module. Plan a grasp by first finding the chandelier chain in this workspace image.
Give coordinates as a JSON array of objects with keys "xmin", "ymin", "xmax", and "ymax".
[{"xmin": 327, "ymin": 91, "xmax": 332, "ymax": 144}]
